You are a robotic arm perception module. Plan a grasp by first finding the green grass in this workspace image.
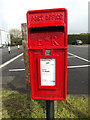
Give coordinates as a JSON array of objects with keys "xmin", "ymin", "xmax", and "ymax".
[{"xmin": 1, "ymin": 90, "xmax": 90, "ymax": 119}]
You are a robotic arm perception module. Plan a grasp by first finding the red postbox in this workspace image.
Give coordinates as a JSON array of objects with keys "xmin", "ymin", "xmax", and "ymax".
[{"xmin": 27, "ymin": 8, "xmax": 67, "ymax": 100}]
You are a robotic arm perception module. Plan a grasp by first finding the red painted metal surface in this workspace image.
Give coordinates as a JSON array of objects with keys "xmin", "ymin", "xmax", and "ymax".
[{"xmin": 27, "ymin": 8, "xmax": 68, "ymax": 100}]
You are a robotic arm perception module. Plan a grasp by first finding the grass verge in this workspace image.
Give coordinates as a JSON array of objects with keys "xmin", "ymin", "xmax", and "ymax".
[{"xmin": 1, "ymin": 90, "xmax": 90, "ymax": 119}]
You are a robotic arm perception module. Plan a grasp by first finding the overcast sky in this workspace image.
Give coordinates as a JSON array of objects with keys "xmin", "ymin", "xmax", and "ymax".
[{"xmin": 0, "ymin": 0, "xmax": 89, "ymax": 34}]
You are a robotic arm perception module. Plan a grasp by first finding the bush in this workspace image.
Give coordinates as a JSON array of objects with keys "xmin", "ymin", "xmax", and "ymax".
[
  {"xmin": 68, "ymin": 33, "xmax": 89, "ymax": 44},
  {"xmin": 11, "ymin": 37, "xmax": 22, "ymax": 46}
]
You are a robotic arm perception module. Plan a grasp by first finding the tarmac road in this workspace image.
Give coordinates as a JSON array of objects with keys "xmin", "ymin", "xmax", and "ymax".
[
  {"xmin": 0, "ymin": 46, "xmax": 23, "ymax": 64},
  {"xmin": 1, "ymin": 45, "xmax": 89, "ymax": 94}
]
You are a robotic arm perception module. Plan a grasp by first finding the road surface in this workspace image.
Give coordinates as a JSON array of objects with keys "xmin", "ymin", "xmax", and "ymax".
[{"xmin": 0, "ymin": 45, "xmax": 89, "ymax": 94}]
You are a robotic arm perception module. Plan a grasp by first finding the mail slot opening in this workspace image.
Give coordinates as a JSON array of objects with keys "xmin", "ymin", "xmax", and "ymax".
[{"xmin": 30, "ymin": 26, "xmax": 64, "ymax": 33}]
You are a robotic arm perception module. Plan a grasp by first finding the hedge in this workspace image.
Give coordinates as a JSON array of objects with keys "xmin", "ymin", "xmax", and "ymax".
[{"xmin": 68, "ymin": 33, "xmax": 90, "ymax": 44}]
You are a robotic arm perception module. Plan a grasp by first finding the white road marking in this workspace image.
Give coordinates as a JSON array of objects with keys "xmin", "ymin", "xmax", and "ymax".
[
  {"xmin": 9, "ymin": 69, "xmax": 25, "ymax": 72},
  {"xmin": 0, "ymin": 53, "xmax": 23, "ymax": 69},
  {"xmin": 68, "ymin": 56, "xmax": 75, "ymax": 58},
  {"xmin": 9, "ymin": 64, "xmax": 90, "ymax": 72},
  {"xmin": 73, "ymin": 45, "xmax": 88, "ymax": 47},
  {"xmin": 68, "ymin": 52, "xmax": 90, "ymax": 63},
  {"xmin": 67, "ymin": 65, "xmax": 90, "ymax": 69},
  {"xmin": 21, "ymin": 59, "xmax": 24, "ymax": 61}
]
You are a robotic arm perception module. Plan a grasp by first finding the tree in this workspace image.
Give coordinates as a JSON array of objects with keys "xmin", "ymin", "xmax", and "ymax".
[
  {"xmin": 9, "ymin": 29, "xmax": 22, "ymax": 45},
  {"xmin": 9, "ymin": 29, "xmax": 21, "ymax": 38}
]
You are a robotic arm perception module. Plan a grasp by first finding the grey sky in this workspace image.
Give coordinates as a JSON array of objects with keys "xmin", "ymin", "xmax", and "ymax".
[
  {"xmin": 0, "ymin": 0, "xmax": 89, "ymax": 34},
  {"xmin": 88, "ymin": 1, "xmax": 90, "ymax": 33}
]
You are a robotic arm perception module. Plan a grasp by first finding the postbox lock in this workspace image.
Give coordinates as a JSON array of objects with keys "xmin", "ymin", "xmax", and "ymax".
[{"xmin": 45, "ymin": 50, "xmax": 51, "ymax": 55}]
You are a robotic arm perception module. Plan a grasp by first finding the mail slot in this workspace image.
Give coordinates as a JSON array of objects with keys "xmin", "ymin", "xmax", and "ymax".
[{"xmin": 27, "ymin": 8, "xmax": 68, "ymax": 100}]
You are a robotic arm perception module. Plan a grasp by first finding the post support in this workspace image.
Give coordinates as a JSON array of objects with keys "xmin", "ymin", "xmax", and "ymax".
[
  {"xmin": 21, "ymin": 23, "xmax": 30, "ymax": 100},
  {"xmin": 46, "ymin": 100, "xmax": 54, "ymax": 120}
]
